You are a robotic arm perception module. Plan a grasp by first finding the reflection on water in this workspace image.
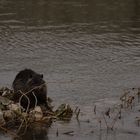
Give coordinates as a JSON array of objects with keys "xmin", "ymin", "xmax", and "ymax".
[
  {"xmin": 0, "ymin": 0, "xmax": 140, "ymax": 140},
  {"xmin": 0, "ymin": 0, "xmax": 140, "ymax": 29},
  {"xmin": 17, "ymin": 126, "xmax": 49, "ymax": 140}
]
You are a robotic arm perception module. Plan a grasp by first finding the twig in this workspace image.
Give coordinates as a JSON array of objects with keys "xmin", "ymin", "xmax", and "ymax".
[
  {"xmin": 19, "ymin": 90, "xmax": 30, "ymax": 113},
  {"xmin": 105, "ymin": 108, "xmax": 110, "ymax": 118},
  {"xmin": 17, "ymin": 119, "xmax": 25, "ymax": 134},
  {"xmin": 120, "ymin": 90, "xmax": 129, "ymax": 108},
  {"xmin": 76, "ymin": 109, "xmax": 80, "ymax": 120},
  {"xmin": 20, "ymin": 116, "xmax": 29, "ymax": 136},
  {"xmin": 63, "ymin": 131, "xmax": 74, "ymax": 136},
  {"xmin": 126, "ymin": 96, "xmax": 134, "ymax": 109},
  {"xmin": 110, "ymin": 110, "xmax": 120, "ymax": 130},
  {"xmin": 32, "ymin": 91, "xmax": 38, "ymax": 108},
  {"xmin": 18, "ymin": 84, "xmax": 45, "ymax": 111},
  {"xmin": 0, "ymin": 124, "xmax": 18, "ymax": 137},
  {"xmin": 17, "ymin": 91, "xmax": 30, "ymax": 134},
  {"xmin": 137, "ymin": 88, "xmax": 140, "ymax": 103},
  {"xmin": 102, "ymin": 113, "xmax": 109, "ymax": 129},
  {"xmin": 18, "ymin": 83, "xmax": 45, "ymax": 97},
  {"xmin": 56, "ymin": 128, "xmax": 59, "ymax": 136},
  {"xmin": 47, "ymin": 80, "xmax": 74, "ymax": 84},
  {"xmin": 99, "ymin": 120, "xmax": 102, "ymax": 130},
  {"xmin": 17, "ymin": 114, "xmax": 28, "ymax": 135},
  {"xmin": 94, "ymin": 105, "xmax": 96, "ymax": 114},
  {"xmin": 135, "ymin": 117, "xmax": 140, "ymax": 126},
  {"xmin": 74, "ymin": 106, "xmax": 78, "ymax": 113}
]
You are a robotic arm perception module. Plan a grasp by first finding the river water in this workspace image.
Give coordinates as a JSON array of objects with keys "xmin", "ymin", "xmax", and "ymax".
[{"xmin": 0, "ymin": 0, "xmax": 140, "ymax": 140}]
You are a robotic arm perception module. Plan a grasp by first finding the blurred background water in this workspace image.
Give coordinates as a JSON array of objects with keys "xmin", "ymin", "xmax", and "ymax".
[{"xmin": 0, "ymin": 0, "xmax": 140, "ymax": 140}]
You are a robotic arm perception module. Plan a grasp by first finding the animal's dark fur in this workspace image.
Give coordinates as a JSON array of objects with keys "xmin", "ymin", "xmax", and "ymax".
[{"xmin": 12, "ymin": 69, "xmax": 48, "ymax": 110}]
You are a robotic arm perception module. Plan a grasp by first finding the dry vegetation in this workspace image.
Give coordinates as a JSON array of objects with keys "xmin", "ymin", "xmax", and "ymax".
[
  {"xmin": 0, "ymin": 87, "xmax": 140, "ymax": 138},
  {"xmin": 0, "ymin": 87, "xmax": 73, "ymax": 138}
]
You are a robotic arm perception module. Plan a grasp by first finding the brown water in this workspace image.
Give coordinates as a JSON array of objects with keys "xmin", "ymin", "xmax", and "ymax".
[{"xmin": 0, "ymin": 0, "xmax": 140, "ymax": 140}]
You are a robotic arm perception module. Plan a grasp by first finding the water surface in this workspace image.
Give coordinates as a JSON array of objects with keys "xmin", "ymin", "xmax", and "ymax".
[{"xmin": 0, "ymin": 0, "xmax": 140, "ymax": 140}]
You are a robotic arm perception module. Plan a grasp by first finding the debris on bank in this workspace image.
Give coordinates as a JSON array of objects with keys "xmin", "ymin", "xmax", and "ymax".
[
  {"xmin": 92, "ymin": 87, "xmax": 140, "ymax": 131},
  {"xmin": 0, "ymin": 87, "xmax": 73, "ymax": 137},
  {"xmin": 0, "ymin": 86, "xmax": 140, "ymax": 138}
]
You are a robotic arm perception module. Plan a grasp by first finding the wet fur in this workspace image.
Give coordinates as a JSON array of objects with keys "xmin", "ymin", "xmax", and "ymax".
[{"xmin": 12, "ymin": 69, "xmax": 47, "ymax": 109}]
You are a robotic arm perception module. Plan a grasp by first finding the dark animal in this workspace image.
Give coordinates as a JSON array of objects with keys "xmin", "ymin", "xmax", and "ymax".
[{"xmin": 12, "ymin": 69, "xmax": 48, "ymax": 110}]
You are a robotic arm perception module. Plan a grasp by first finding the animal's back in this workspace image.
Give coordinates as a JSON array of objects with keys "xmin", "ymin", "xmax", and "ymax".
[{"xmin": 12, "ymin": 69, "xmax": 47, "ymax": 109}]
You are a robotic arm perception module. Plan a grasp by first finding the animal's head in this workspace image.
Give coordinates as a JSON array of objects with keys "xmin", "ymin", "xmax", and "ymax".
[{"xmin": 18, "ymin": 69, "xmax": 44, "ymax": 86}]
